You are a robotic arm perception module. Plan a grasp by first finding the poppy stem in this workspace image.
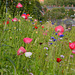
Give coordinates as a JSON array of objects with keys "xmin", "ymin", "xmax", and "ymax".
[{"xmin": 24, "ymin": 43, "xmax": 25, "ymax": 48}]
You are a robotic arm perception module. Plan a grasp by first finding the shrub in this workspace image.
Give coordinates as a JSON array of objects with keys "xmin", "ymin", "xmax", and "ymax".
[{"xmin": 68, "ymin": 8, "xmax": 74, "ymax": 18}]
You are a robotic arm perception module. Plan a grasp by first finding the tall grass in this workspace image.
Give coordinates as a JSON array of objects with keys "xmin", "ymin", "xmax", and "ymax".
[{"xmin": 0, "ymin": 16, "xmax": 75, "ymax": 75}]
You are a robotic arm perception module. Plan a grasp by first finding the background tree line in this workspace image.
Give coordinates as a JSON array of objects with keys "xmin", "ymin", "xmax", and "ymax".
[{"xmin": 44, "ymin": 0, "xmax": 75, "ymax": 6}]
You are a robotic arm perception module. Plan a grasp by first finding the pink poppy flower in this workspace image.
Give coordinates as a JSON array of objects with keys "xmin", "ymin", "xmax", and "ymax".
[
  {"xmin": 34, "ymin": 19, "xmax": 37, "ymax": 22},
  {"xmin": 72, "ymin": 50, "xmax": 75, "ymax": 54},
  {"xmin": 73, "ymin": 41, "xmax": 75, "ymax": 44},
  {"xmin": 21, "ymin": 14, "xmax": 28, "ymax": 19},
  {"xmin": 12, "ymin": 18, "xmax": 18, "ymax": 22},
  {"xmin": 70, "ymin": 55, "xmax": 73, "ymax": 58},
  {"xmin": 45, "ymin": 30, "xmax": 48, "ymax": 32},
  {"xmin": 55, "ymin": 25, "xmax": 64, "ymax": 32},
  {"xmin": 43, "ymin": 32, "xmax": 47, "ymax": 35},
  {"xmin": 17, "ymin": 46, "xmax": 26, "ymax": 55},
  {"xmin": 58, "ymin": 32, "xmax": 63, "ymax": 36},
  {"xmin": 16, "ymin": 3, "xmax": 23, "ymax": 8},
  {"xmin": 69, "ymin": 42, "xmax": 75, "ymax": 50},
  {"xmin": 23, "ymin": 38, "xmax": 32, "ymax": 44}
]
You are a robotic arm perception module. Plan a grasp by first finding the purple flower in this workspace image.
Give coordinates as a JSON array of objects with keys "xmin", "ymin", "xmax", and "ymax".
[
  {"xmin": 30, "ymin": 19, "xmax": 32, "ymax": 21},
  {"xmin": 44, "ymin": 47, "xmax": 48, "ymax": 50},
  {"xmin": 40, "ymin": 21, "xmax": 42, "ymax": 23},
  {"xmin": 51, "ymin": 37, "xmax": 54, "ymax": 39},
  {"xmin": 32, "ymin": 23, "xmax": 34, "ymax": 24},
  {"xmin": 55, "ymin": 33, "xmax": 58, "ymax": 35},
  {"xmin": 59, "ymin": 35, "xmax": 64, "ymax": 37},
  {"xmin": 60, "ymin": 55, "xmax": 64, "ymax": 58},
  {"xmin": 50, "ymin": 43, "xmax": 53, "ymax": 45},
  {"xmin": 29, "ymin": 73, "xmax": 33, "ymax": 75},
  {"xmin": 24, "ymin": 13, "xmax": 26, "ymax": 14},
  {"xmin": 53, "ymin": 39, "xmax": 57, "ymax": 42},
  {"xmin": 52, "ymin": 23, "xmax": 54, "ymax": 25}
]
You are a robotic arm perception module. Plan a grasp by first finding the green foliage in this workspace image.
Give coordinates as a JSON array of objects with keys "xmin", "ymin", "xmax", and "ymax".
[
  {"xmin": 43, "ymin": 10, "xmax": 51, "ymax": 21},
  {"xmin": 68, "ymin": 8, "xmax": 74, "ymax": 18},
  {"xmin": 32, "ymin": 6, "xmax": 42, "ymax": 20},
  {"xmin": 43, "ymin": 7, "xmax": 47, "ymax": 12},
  {"xmin": 44, "ymin": 0, "xmax": 75, "ymax": 6},
  {"xmin": 43, "ymin": 7, "xmax": 65, "ymax": 21},
  {"xmin": 0, "ymin": 0, "xmax": 42, "ymax": 20},
  {"xmin": 35, "ymin": 1, "xmax": 42, "ymax": 11}
]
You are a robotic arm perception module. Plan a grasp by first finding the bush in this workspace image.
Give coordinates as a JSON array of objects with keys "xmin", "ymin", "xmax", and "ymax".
[
  {"xmin": 68, "ymin": 8, "xmax": 74, "ymax": 18},
  {"xmin": 43, "ymin": 7, "xmax": 65, "ymax": 20}
]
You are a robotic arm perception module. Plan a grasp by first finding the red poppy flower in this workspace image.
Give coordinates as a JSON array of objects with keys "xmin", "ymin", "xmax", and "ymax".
[
  {"xmin": 27, "ymin": 14, "xmax": 29, "ymax": 17},
  {"xmin": 42, "ymin": 26, "xmax": 44, "ymax": 28},
  {"xmin": 3, "ymin": 21, "xmax": 9, "ymax": 25},
  {"xmin": 56, "ymin": 58, "xmax": 62, "ymax": 62},
  {"xmin": 35, "ymin": 26, "xmax": 38, "ymax": 29}
]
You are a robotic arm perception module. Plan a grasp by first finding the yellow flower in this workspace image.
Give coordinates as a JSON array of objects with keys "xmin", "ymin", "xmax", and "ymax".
[
  {"xmin": 10, "ymin": 37, "xmax": 12, "ymax": 40},
  {"xmin": 18, "ymin": 19, "xmax": 21, "ymax": 22},
  {"xmin": 50, "ymin": 21, "xmax": 51, "ymax": 23},
  {"xmin": 9, "ymin": 15, "xmax": 11, "ymax": 18},
  {"xmin": 36, "ymin": 31, "xmax": 38, "ymax": 33},
  {"xmin": 14, "ymin": 27, "xmax": 16, "ymax": 30},
  {"xmin": 66, "ymin": 67, "xmax": 68, "ymax": 69},
  {"xmin": 8, "ymin": 30, "xmax": 11, "ymax": 32}
]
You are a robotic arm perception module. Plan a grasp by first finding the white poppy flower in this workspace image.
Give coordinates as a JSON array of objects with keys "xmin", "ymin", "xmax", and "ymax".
[{"xmin": 25, "ymin": 52, "xmax": 32, "ymax": 58}]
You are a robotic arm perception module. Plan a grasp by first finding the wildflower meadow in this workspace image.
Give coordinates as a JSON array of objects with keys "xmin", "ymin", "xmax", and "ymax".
[{"xmin": 1, "ymin": 1, "xmax": 75, "ymax": 75}]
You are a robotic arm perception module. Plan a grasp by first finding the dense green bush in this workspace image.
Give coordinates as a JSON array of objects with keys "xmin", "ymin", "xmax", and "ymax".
[
  {"xmin": 0, "ymin": 0, "xmax": 42, "ymax": 20},
  {"xmin": 43, "ymin": 7, "xmax": 65, "ymax": 21},
  {"xmin": 68, "ymin": 8, "xmax": 74, "ymax": 18}
]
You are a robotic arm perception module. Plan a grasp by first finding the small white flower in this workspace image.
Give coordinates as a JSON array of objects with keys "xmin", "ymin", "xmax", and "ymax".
[
  {"xmin": 28, "ymin": 17, "xmax": 32, "ymax": 19},
  {"xmin": 25, "ymin": 52, "xmax": 32, "ymax": 58},
  {"xmin": 60, "ymin": 38, "xmax": 63, "ymax": 40},
  {"xmin": 49, "ymin": 39, "xmax": 52, "ymax": 41},
  {"xmin": 22, "ymin": 16, "xmax": 25, "ymax": 18},
  {"xmin": 69, "ymin": 40, "xmax": 72, "ymax": 42},
  {"xmin": 46, "ymin": 53, "xmax": 48, "ymax": 55}
]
